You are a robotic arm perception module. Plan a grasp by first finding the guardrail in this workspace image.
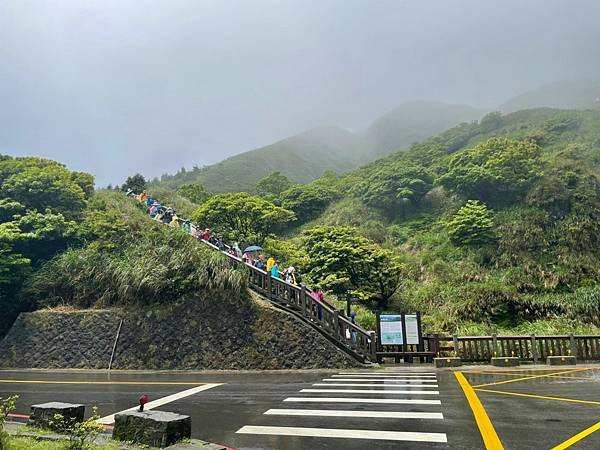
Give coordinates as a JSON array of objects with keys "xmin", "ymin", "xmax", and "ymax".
[
  {"xmin": 427, "ymin": 334, "xmax": 600, "ymax": 363},
  {"xmin": 201, "ymin": 240, "xmax": 377, "ymax": 363}
]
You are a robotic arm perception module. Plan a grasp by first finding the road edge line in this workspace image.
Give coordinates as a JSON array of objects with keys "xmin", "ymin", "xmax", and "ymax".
[
  {"xmin": 454, "ymin": 371, "xmax": 504, "ymax": 450},
  {"xmin": 551, "ymin": 420, "xmax": 600, "ymax": 450}
]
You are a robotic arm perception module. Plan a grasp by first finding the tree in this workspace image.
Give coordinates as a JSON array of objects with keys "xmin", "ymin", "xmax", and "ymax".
[
  {"xmin": 445, "ymin": 200, "xmax": 495, "ymax": 246},
  {"xmin": 122, "ymin": 173, "xmax": 147, "ymax": 193},
  {"xmin": 279, "ymin": 182, "xmax": 340, "ymax": 223},
  {"xmin": 191, "ymin": 192, "xmax": 295, "ymax": 244},
  {"xmin": 302, "ymin": 226, "xmax": 404, "ymax": 309},
  {"xmin": 353, "ymin": 161, "xmax": 433, "ymax": 216},
  {"xmin": 256, "ymin": 171, "xmax": 295, "ymax": 198},
  {"xmin": 0, "ymin": 161, "xmax": 91, "ymax": 218},
  {"xmin": 437, "ymin": 137, "xmax": 542, "ymax": 206},
  {"xmin": 177, "ymin": 183, "xmax": 212, "ymax": 204}
]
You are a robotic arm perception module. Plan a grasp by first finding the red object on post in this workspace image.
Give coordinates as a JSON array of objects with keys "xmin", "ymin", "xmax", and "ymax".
[{"xmin": 139, "ymin": 394, "xmax": 149, "ymax": 412}]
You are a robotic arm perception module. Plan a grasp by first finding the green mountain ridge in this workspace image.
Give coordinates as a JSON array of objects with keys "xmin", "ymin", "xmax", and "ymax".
[
  {"xmin": 156, "ymin": 101, "xmax": 485, "ymax": 192},
  {"xmin": 363, "ymin": 100, "xmax": 483, "ymax": 156}
]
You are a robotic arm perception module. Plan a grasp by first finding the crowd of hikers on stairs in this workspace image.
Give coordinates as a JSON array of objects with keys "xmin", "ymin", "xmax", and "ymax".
[{"xmin": 125, "ymin": 189, "xmax": 360, "ymax": 333}]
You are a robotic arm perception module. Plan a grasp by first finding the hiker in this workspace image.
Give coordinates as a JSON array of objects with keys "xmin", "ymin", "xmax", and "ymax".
[
  {"xmin": 145, "ymin": 197, "xmax": 155, "ymax": 207},
  {"xmin": 190, "ymin": 223, "xmax": 202, "ymax": 239},
  {"xmin": 202, "ymin": 228, "xmax": 211, "ymax": 241},
  {"xmin": 266, "ymin": 256, "xmax": 275, "ymax": 273},
  {"xmin": 285, "ymin": 266, "xmax": 298, "ymax": 285},
  {"xmin": 170, "ymin": 214, "xmax": 180, "ymax": 227},
  {"xmin": 270, "ymin": 260, "xmax": 280, "ymax": 279},
  {"xmin": 312, "ymin": 289, "xmax": 324, "ymax": 321},
  {"xmin": 348, "ymin": 311, "xmax": 358, "ymax": 347},
  {"xmin": 215, "ymin": 234, "xmax": 226, "ymax": 251},
  {"xmin": 254, "ymin": 256, "xmax": 266, "ymax": 270},
  {"xmin": 180, "ymin": 219, "xmax": 191, "ymax": 233},
  {"xmin": 162, "ymin": 208, "xmax": 173, "ymax": 224},
  {"xmin": 149, "ymin": 202, "xmax": 159, "ymax": 218},
  {"xmin": 233, "ymin": 243, "xmax": 242, "ymax": 258},
  {"xmin": 126, "ymin": 188, "xmax": 135, "ymax": 197},
  {"xmin": 154, "ymin": 206, "xmax": 166, "ymax": 222},
  {"xmin": 242, "ymin": 251, "xmax": 251, "ymax": 264}
]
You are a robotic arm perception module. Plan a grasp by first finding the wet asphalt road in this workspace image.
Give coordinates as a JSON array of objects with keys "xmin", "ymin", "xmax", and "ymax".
[{"xmin": 1, "ymin": 365, "xmax": 599, "ymax": 449}]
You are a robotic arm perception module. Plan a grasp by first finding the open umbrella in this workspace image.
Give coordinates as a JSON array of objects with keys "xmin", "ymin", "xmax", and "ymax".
[{"xmin": 244, "ymin": 245, "xmax": 263, "ymax": 253}]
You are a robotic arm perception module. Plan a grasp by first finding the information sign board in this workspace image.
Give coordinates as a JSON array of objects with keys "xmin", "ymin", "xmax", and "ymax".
[
  {"xmin": 379, "ymin": 314, "xmax": 403, "ymax": 345},
  {"xmin": 404, "ymin": 314, "xmax": 420, "ymax": 345}
]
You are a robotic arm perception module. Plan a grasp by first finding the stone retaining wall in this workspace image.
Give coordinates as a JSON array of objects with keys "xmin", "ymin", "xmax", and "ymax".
[{"xmin": 0, "ymin": 293, "xmax": 360, "ymax": 369}]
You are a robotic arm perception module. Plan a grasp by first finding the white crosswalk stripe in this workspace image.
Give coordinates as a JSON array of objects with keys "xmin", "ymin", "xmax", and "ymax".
[
  {"xmin": 237, "ymin": 426, "xmax": 448, "ymax": 443},
  {"xmin": 264, "ymin": 409, "xmax": 444, "ymax": 419},
  {"xmin": 313, "ymin": 383, "xmax": 439, "ymax": 387},
  {"xmin": 236, "ymin": 371, "xmax": 448, "ymax": 446},
  {"xmin": 322, "ymin": 378, "xmax": 438, "ymax": 382},
  {"xmin": 331, "ymin": 374, "xmax": 436, "ymax": 378},
  {"xmin": 300, "ymin": 388, "xmax": 440, "ymax": 394},
  {"xmin": 283, "ymin": 397, "xmax": 442, "ymax": 405}
]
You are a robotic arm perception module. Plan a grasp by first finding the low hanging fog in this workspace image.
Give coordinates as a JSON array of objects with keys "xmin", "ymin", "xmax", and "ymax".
[{"xmin": 1, "ymin": 0, "xmax": 599, "ymax": 185}]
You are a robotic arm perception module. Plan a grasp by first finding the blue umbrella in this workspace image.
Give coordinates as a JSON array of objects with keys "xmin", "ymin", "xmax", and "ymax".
[{"xmin": 244, "ymin": 245, "xmax": 263, "ymax": 253}]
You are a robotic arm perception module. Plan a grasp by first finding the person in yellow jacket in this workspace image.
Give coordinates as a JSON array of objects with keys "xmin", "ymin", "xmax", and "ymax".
[{"xmin": 266, "ymin": 257, "xmax": 275, "ymax": 273}]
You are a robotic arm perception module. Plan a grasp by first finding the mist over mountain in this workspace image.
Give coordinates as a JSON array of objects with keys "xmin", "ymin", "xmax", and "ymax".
[
  {"xmin": 500, "ymin": 79, "xmax": 600, "ymax": 112},
  {"xmin": 363, "ymin": 101, "xmax": 483, "ymax": 157},
  {"xmin": 157, "ymin": 101, "xmax": 487, "ymax": 192},
  {"xmin": 157, "ymin": 126, "xmax": 369, "ymax": 191}
]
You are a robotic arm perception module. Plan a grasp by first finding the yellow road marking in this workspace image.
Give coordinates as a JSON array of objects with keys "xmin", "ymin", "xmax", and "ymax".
[
  {"xmin": 463, "ymin": 367, "xmax": 594, "ymax": 373},
  {"xmin": 0, "ymin": 379, "xmax": 210, "ymax": 386},
  {"xmin": 470, "ymin": 368, "xmax": 589, "ymax": 388},
  {"xmin": 551, "ymin": 421, "xmax": 600, "ymax": 450},
  {"xmin": 544, "ymin": 374, "xmax": 600, "ymax": 381},
  {"xmin": 475, "ymin": 388, "xmax": 600, "ymax": 406},
  {"xmin": 455, "ymin": 371, "xmax": 504, "ymax": 449}
]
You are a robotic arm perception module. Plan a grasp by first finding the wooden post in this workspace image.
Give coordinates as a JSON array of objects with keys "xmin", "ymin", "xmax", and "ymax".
[
  {"xmin": 301, "ymin": 286, "xmax": 307, "ymax": 318},
  {"xmin": 265, "ymin": 275, "xmax": 272, "ymax": 300},
  {"xmin": 332, "ymin": 310, "xmax": 339, "ymax": 339},
  {"xmin": 369, "ymin": 331, "xmax": 377, "ymax": 362},
  {"xmin": 492, "ymin": 334, "xmax": 498, "ymax": 357},
  {"xmin": 401, "ymin": 314, "xmax": 408, "ymax": 362},
  {"xmin": 530, "ymin": 334, "xmax": 538, "ymax": 363},
  {"xmin": 453, "ymin": 334, "xmax": 459, "ymax": 354},
  {"xmin": 569, "ymin": 333, "xmax": 577, "ymax": 358}
]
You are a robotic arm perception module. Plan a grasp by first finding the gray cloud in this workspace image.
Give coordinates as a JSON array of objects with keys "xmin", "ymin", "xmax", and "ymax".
[{"xmin": 1, "ymin": 0, "xmax": 599, "ymax": 185}]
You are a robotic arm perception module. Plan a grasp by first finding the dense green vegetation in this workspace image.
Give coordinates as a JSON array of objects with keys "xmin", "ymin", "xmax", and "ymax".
[
  {"xmin": 2, "ymin": 106, "xmax": 600, "ymax": 339},
  {"xmin": 0, "ymin": 157, "xmax": 245, "ymax": 336},
  {"xmin": 253, "ymin": 108, "xmax": 600, "ymax": 334}
]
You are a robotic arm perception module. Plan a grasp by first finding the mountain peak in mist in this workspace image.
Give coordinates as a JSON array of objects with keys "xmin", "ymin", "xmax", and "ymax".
[
  {"xmin": 500, "ymin": 79, "xmax": 600, "ymax": 112},
  {"xmin": 364, "ymin": 100, "xmax": 483, "ymax": 156}
]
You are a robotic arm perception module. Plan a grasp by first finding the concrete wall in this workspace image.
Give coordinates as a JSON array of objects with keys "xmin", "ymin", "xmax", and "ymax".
[{"xmin": 0, "ymin": 294, "xmax": 360, "ymax": 369}]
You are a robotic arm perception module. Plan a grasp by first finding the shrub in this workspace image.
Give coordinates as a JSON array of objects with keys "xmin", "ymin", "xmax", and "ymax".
[{"xmin": 445, "ymin": 200, "xmax": 495, "ymax": 247}]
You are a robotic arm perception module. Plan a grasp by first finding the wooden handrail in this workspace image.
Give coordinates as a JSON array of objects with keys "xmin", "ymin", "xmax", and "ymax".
[{"xmin": 198, "ymin": 237, "xmax": 375, "ymax": 362}]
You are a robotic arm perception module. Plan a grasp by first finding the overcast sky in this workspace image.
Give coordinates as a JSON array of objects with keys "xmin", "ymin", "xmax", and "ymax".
[{"xmin": 1, "ymin": 0, "xmax": 599, "ymax": 185}]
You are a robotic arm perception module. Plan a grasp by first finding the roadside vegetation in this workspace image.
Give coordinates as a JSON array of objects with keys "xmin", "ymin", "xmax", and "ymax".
[{"xmin": 2, "ymin": 107, "xmax": 600, "ymax": 337}]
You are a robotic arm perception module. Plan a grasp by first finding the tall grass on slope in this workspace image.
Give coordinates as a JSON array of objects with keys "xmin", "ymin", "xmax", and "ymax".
[{"xmin": 23, "ymin": 226, "xmax": 246, "ymax": 309}]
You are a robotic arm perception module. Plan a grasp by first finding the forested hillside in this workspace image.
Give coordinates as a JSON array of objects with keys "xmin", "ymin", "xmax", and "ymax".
[
  {"xmin": 155, "ymin": 102, "xmax": 484, "ymax": 192},
  {"xmin": 3, "ymin": 107, "xmax": 599, "ymax": 339},
  {"xmin": 136, "ymin": 107, "xmax": 600, "ymax": 336},
  {"xmin": 239, "ymin": 107, "xmax": 600, "ymax": 335}
]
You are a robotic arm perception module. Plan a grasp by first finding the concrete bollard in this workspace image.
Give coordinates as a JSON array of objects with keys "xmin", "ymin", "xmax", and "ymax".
[
  {"xmin": 28, "ymin": 402, "xmax": 85, "ymax": 430},
  {"xmin": 113, "ymin": 410, "xmax": 191, "ymax": 448},
  {"xmin": 547, "ymin": 355, "xmax": 577, "ymax": 366},
  {"xmin": 491, "ymin": 357, "xmax": 520, "ymax": 367},
  {"xmin": 434, "ymin": 357, "xmax": 462, "ymax": 368}
]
